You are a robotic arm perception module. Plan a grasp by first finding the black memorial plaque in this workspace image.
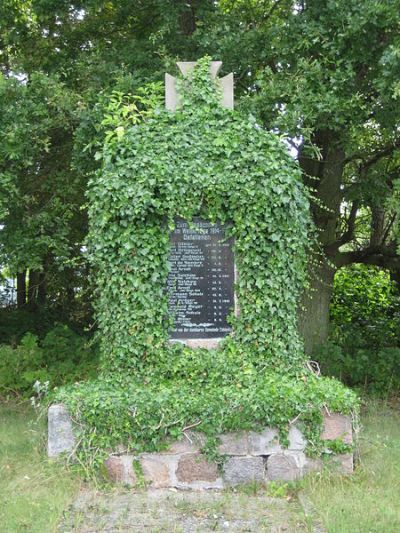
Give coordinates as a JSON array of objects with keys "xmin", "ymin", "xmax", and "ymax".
[{"xmin": 167, "ymin": 218, "xmax": 235, "ymax": 339}]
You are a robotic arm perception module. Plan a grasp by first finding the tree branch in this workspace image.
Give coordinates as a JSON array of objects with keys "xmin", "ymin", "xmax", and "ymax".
[
  {"xmin": 370, "ymin": 206, "xmax": 385, "ymax": 246},
  {"xmin": 339, "ymin": 200, "xmax": 359, "ymax": 246},
  {"xmin": 345, "ymin": 138, "xmax": 400, "ymax": 167},
  {"xmin": 324, "ymin": 200, "xmax": 359, "ymax": 254},
  {"xmin": 382, "ymin": 214, "xmax": 397, "ymax": 245},
  {"xmin": 336, "ymin": 244, "xmax": 400, "ymax": 269}
]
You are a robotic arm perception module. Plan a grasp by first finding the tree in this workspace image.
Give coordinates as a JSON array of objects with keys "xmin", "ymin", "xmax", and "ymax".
[
  {"xmin": 0, "ymin": 72, "xmax": 85, "ymax": 314},
  {"xmin": 209, "ymin": 0, "xmax": 400, "ymax": 352},
  {"xmin": 1, "ymin": 0, "xmax": 399, "ymax": 350},
  {"xmin": 0, "ymin": 0, "xmax": 220, "ymax": 321}
]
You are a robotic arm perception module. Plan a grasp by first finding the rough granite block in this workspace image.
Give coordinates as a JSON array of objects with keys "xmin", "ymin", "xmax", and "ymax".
[
  {"xmin": 248, "ymin": 428, "xmax": 281, "ymax": 455},
  {"xmin": 223, "ymin": 456, "xmax": 265, "ymax": 486},
  {"xmin": 218, "ymin": 432, "xmax": 249, "ymax": 455},
  {"xmin": 140, "ymin": 454, "xmax": 174, "ymax": 488},
  {"xmin": 303, "ymin": 457, "xmax": 323, "ymax": 474},
  {"xmin": 322, "ymin": 413, "xmax": 353, "ymax": 444},
  {"xmin": 267, "ymin": 452, "xmax": 306, "ymax": 482},
  {"xmin": 48, "ymin": 404, "xmax": 75, "ymax": 457},
  {"xmin": 288, "ymin": 426, "xmax": 307, "ymax": 451},
  {"xmin": 105, "ymin": 455, "xmax": 137, "ymax": 485},
  {"xmin": 329, "ymin": 453, "xmax": 354, "ymax": 474},
  {"xmin": 175, "ymin": 453, "xmax": 220, "ymax": 484}
]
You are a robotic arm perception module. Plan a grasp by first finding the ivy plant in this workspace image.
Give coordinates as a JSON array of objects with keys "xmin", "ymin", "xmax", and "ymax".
[
  {"xmin": 54, "ymin": 57, "xmax": 358, "ymax": 469},
  {"xmin": 88, "ymin": 57, "xmax": 312, "ymax": 374}
]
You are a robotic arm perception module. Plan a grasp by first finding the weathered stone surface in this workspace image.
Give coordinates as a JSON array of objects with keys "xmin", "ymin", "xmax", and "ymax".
[
  {"xmin": 329, "ymin": 453, "xmax": 354, "ymax": 474},
  {"xmin": 248, "ymin": 428, "xmax": 281, "ymax": 455},
  {"xmin": 160, "ymin": 434, "xmax": 202, "ymax": 455},
  {"xmin": 267, "ymin": 453, "xmax": 305, "ymax": 482},
  {"xmin": 166, "ymin": 62, "xmax": 233, "ymax": 112},
  {"xmin": 141, "ymin": 455, "xmax": 172, "ymax": 488},
  {"xmin": 322, "ymin": 413, "xmax": 353, "ymax": 444},
  {"xmin": 48, "ymin": 404, "xmax": 75, "ymax": 457},
  {"xmin": 177, "ymin": 61, "xmax": 222, "ymax": 79},
  {"xmin": 288, "ymin": 426, "xmax": 307, "ymax": 451},
  {"xmin": 219, "ymin": 73, "xmax": 234, "ymax": 110},
  {"xmin": 218, "ymin": 432, "xmax": 249, "ymax": 455},
  {"xmin": 176, "ymin": 453, "xmax": 219, "ymax": 483},
  {"xmin": 104, "ymin": 456, "xmax": 137, "ymax": 485},
  {"xmin": 48, "ymin": 406, "xmax": 354, "ymax": 487},
  {"xmin": 303, "ymin": 457, "xmax": 323, "ymax": 474},
  {"xmin": 165, "ymin": 73, "xmax": 178, "ymax": 111},
  {"xmin": 185, "ymin": 339, "xmax": 221, "ymax": 349},
  {"xmin": 223, "ymin": 456, "xmax": 265, "ymax": 486}
]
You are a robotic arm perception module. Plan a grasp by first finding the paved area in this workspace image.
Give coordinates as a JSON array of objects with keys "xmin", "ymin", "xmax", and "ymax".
[{"xmin": 59, "ymin": 488, "xmax": 320, "ymax": 532}]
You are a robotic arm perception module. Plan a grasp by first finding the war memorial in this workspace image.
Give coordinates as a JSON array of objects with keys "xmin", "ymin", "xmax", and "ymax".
[{"xmin": 48, "ymin": 59, "xmax": 357, "ymax": 488}]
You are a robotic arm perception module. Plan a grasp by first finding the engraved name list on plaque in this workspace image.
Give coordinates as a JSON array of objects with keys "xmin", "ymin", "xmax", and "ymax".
[{"xmin": 167, "ymin": 218, "xmax": 235, "ymax": 341}]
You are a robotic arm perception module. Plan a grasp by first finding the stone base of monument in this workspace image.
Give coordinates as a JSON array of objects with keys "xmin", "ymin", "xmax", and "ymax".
[{"xmin": 48, "ymin": 405, "xmax": 353, "ymax": 488}]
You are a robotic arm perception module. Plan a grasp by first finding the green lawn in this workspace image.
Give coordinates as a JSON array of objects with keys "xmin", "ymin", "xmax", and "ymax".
[
  {"xmin": 0, "ymin": 400, "xmax": 399, "ymax": 532},
  {"xmin": 304, "ymin": 400, "xmax": 400, "ymax": 533},
  {"xmin": 0, "ymin": 401, "xmax": 80, "ymax": 533}
]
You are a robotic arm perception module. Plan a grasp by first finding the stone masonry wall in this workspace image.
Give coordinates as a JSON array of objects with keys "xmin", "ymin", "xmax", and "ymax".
[{"xmin": 48, "ymin": 404, "xmax": 353, "ymax": 488}]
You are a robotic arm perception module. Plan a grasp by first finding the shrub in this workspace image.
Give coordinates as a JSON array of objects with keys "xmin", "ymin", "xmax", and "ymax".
[
  {"xmin": 314, "ymin": 265, "xmax": 400, "ymax": 395},
  {"xmin": 330, "ymin": 264, "xmax": 400, "ymax": 350},
  {"xmin": 0, "ymin": 308, "xmax": 55, "ymax": 346},
  {"xmin": 54, "ymin": 358, "xmax": 358, "ymax": 470},
  {"xmin": 315, "ymin": 342, "xmax": 400, "ymax": 395},
  {"xmin": 0, "ymin": 326, "xmax": 98, "ymax": 397}
]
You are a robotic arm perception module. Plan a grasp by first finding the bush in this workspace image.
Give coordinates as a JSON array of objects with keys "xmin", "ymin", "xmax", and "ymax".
[
  {"xmin": 314, "ymin": 265, "xmax": 400, "ymax": 395},
  {"xmin": 0, "ymin": 325, "xmax": 98, "ymax": 397},
  {"xmin": 0, "ymin": 308, "xmax": 56, "ymax": 346},
  {"xmin": 330, "ymin": 264, "xmax": 400, "ymax": 349},
  {"xmin": 315, "ymin": 342, "xmax": 400, "ymax": 395}
]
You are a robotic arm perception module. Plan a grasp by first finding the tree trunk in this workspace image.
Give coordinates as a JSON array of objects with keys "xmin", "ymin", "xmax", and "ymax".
[
  {"xmin": 16, "ymin": 270, "xmax": 27, "ymax": 308},
  {"xmin": 298, "ymin": 130, "xmax": 345, "ymax": 353},
  {"xmin": 27, "ymin": 270, "xmax": 39, "ymax": 310},
  {"xmin": 298, "ymin": 258, "xmax": 336, "ymax": 355},
  {"xmin": 370, "ymin": 207, "xmax": 385, "ymax": 246},
  {"xmin": 38, "ymin": 272, "xmax": 46, "ymax": 306},
  {"xmin": 179, "ymin": 0, "xmax": 196, "ymax": 36},
  {"xmin": 389, "ymin": 270, "xmax": 400, "ymax": 294}
]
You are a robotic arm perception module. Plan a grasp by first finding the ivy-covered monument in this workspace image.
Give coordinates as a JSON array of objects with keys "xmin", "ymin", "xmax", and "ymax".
[{"xmin": 49, "ymin": 58, "xmax": 358, "ymax": 488}]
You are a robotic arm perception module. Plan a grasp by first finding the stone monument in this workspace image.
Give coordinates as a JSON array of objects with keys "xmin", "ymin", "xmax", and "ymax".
[
  {"xmin": 47, "ymin": 60, "xmax": 354, "ymax": 488},
  {"xmin": 165, "ymin": 61, "xmax": 234, "ymax": 111}
]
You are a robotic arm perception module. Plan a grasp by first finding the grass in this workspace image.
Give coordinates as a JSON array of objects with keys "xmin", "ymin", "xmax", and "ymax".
[
  {"xmin": 303, "ymin": 399, "xmax": 400, "ymax": 533},
  {"xmin": 0, "ymin": 401, "xmax": 81, "ymax": 533}
]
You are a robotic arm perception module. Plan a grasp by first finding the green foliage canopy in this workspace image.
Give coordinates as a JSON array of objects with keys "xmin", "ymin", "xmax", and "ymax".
[
  {"xmin": 0, "ymin": 73, "xmax": 79, "ymax": 272},
  {"xmin": 1, "ymin": 0, "xmax": 400, "ymax": 351}
]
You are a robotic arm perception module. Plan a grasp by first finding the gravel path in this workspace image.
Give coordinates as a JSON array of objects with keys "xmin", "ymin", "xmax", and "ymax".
[{"xmin": 59, "ymin": 487, "xmax": 321, "ymax": 532}]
